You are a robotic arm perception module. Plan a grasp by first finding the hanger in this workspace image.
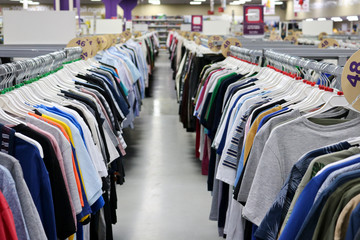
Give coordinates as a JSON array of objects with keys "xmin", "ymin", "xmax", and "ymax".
[{"xmin": 303, "ymin": 91, "xmax": 357, "ymax": 118}]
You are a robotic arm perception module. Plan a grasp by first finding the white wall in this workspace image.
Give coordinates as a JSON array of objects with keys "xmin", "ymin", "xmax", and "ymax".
[
  {"xmin": 302, "ymin": 20, "xmax": 333, "ymax": 35},
  {"xmin": 3, "ymin": 10, "xmax": 76, "ymax": 44}
]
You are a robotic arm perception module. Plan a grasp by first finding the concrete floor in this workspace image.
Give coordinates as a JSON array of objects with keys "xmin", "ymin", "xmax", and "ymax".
[{"xmin": 113, "ymin": 50, "xmax": 220, "ymax": 240}]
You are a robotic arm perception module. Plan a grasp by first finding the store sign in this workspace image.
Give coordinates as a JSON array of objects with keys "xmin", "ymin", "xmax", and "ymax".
[
  {"xmin": 243, "ymin": 5, "xmax": 264, "ymax": 36},
  {"xmin": 191, "ymin": 15, "xmax": 203, "ymax": 32},
  {"xmin": 294, "ymin": 0, "xmax": 310, "ymax": 13},
  {"xmin": 341, "ymin": 49, "xmax": 360, "ymax": 111},
  {"xmin": 262, "ymin": 0, "xmax": 275, "ymax": 15}
]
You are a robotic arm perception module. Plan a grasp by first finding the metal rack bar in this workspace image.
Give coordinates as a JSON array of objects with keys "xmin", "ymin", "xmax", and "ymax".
[
  {"xmin": 0, "ymin": 44, "xmax": 66, "ymax": 58},
  {"xmin": 263, "ymin": 49, "xmax": 344, "ymax": 80}
]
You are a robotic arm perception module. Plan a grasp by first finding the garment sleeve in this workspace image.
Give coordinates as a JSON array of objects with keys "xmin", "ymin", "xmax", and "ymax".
[{"xmin": 242, "ymin": 140, "xmax": 284, "ymax": 226}]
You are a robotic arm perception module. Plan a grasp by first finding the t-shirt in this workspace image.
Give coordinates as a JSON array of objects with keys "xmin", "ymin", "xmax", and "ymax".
[
  {"xmin": 0, "ymin": 152, "xmax": 46, "ymax": 240},
  {"xmin": 255, "ymin": 141, "xmax": 352, "ymax": 240},
  {"xmin": 345, "ymin": 199, "xmax": 360, "ymax": 240},
  {"xmin": 237, "ymin": 109, "xmax": 301, "ymax": 202},
  {"xmin": 280, "ymin": 147, "xmax": 360, "ymax": 234},
  {"xmin": 0, "ymin": 190, "xmax": 17, "ymax": 240},
  {"xmin": 243, "ymin": 116, "xmax": 360, "ymax": 226},
  {"xmin": 280, "ymin": 155, "xmax": 360, "ymax": 240},
  {"xmin": 12, "ymin": 124, "xmax": 76, "ymax": 239},
  {"xmin": 334, "ymin": 194, "xmax": 360, "ymax": 240},
  {"xmin": 0, "ymin": 165, "xmax": 29, "ymax": 240},
  {"xmin": 312, "ymin": 180, "xmax": 360, "ymax": 239}
]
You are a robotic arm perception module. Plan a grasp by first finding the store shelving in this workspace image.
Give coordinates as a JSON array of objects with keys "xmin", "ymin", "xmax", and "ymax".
[{"xmin": 132, "ymin": 16, "xmax": 184, "ymax": 48}]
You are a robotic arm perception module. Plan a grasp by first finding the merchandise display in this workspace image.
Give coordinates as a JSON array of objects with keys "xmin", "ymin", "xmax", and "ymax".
[
  {"xmin": 169, "ymin": 30, "xmax": 360, "ymax": 240},
  {"xmin": 2, "ymin": 0, "xmax": 360, "ymax": 239},
  {"xmin": 0, "ymin": 33, "xmax": 157, "ymax": 240}
]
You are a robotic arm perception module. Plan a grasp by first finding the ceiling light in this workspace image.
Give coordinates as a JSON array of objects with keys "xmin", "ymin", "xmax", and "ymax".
[
  {"xmin": 90, "ymin": 0, "xmax": 101, "ymax": 2},
  {"xmin": 347, "ymin": 16, "xmax": 359, "ymax": 21},
  {"xmin": 19, "ymin": 0, "xmax": 40, "ymax": 4},
  {"xmin": 274, "ymin": 1, "xmax": 283, "ymax": 5},
  {"xmin": 318, "ymin": 18, "xmax": 326, "ymax": 21},
  {"xmin": 331, "ymin": 17, "xmax": 343, "ymax": 22},
  {"xmin": 190, "ymin": 1, "xmax": 201, "ymax": 4},
  {"xmin": 230, "ymin": 2, "xmax": 241, "ymax": 5},
  {"xmin": 194, "ymin": 0, "xmax": 206, "ymax": 1},
  {"xmin": 305, "ymin": 18, "xmax": 313, "ymax": 21},
  {"xmin": 149, "ymin": 0, "xmax": 160, "ymax": 4}
]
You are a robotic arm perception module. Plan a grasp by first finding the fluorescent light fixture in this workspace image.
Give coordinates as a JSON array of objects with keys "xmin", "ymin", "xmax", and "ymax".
[
  {"xmin": 347, "ymin": 16, "xmax": 359, "ymax": 21},
  {"xmin": 230, "ymin": 2, "xmax": 241, "ymax": 5},
  {"xmin": 244, "ymin": 0, "xmax": 251, "ymax": 2},
  {"xmin": 305, "ymin": 18, "xmax": 314, "ymax": 21},
  {"xmin": 318, "ymin": 18, "xmax": 326, "ymax": 21},
  {"xmin": 331, "ymin": 17, "xmax": 343, "ymax": 22},
  {"xmin": 190, "ymin": 1, "xmax": 201, "ymax": 4},
  {"xmin": 90, "ymin": 0, "xmax": 101, "ymax": 2},
  {"xmin": 149, "ymin": 0, "xmax": 160, "ymax": 4},
  {"xmin": 274, "ymin": 1, "xmax": 283, "ymax": 5},
  {"xmin": 19, "ymin": 0, "xmax": 40, "ymax": 4},
  {"xmin": 194, "ymin": 0, "xmax": 206, "ymax": 1}
]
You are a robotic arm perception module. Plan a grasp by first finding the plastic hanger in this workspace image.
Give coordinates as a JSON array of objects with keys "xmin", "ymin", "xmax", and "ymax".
[{"xmin": 303, "ymin": 91, "xmax": 357, "ymax": 118}]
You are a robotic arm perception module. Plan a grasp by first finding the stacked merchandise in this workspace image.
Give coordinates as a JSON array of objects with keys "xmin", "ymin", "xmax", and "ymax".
[
  {"xmin": 171, "ymin": 36, "xmax": 360, "ymax": 240},
  {"xmin": 0, "ymin": 39, "xmax": 150, "ymax": 240}
]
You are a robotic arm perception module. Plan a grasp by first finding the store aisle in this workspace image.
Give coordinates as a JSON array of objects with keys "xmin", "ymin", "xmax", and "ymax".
[{"xmin": 113, "ymin": 50, "xmax": 220, "ymax": 240}]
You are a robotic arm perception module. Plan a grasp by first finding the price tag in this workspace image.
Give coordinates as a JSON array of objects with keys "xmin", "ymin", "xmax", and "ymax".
[
  {"xmin": 80, "ymin": 45, "xmax": 92, "ymax": 61},
  {"xmin": 190, "ymin": 32, "xmax": 200, "ymax": 41},
  {"xmin": 341, "ymin": 50, "xmax": 360, "ymax": 110},
  {"xmin": 207, "ymin": 35, "xmax": 224, "ymax": 52},
  {"xmin": 284, "ymin": 35, "xmax": 298, "ymax": 44},
  {"xmin": 195, "ymin": 34, "xmax": 207, "ymax": 45},
  {"xmin": 98, "ymin": 36, "xmax": 108, "ymax": 50},
  {"xmin": 318, "ymin": 38, "xmax": 339, "ymax": 49},
  {"xmin": 318, "ymin": 32, "xmax": 328, "ymax": 40},
  {"xmin": 221, "ymin": 38, "xmax": 242, "ymax": 57},
  {"xmin": 295, "ymin": 31, "xmax": 302, "ymax": 38},
  {"xmin": 67, "ymin": 37, "xmax": 86, "ymax": 48},
  {"xmin": 133, "ymin": 31, "xmax": 142, "ymax": 38}
]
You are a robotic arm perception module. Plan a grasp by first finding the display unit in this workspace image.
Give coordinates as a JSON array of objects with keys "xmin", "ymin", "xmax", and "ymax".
[{"xmin": 133, "ymin": 16, "xmax": 184, "ymax": 48}]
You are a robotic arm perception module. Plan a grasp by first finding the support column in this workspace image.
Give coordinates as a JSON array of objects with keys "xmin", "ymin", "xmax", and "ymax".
[
  {"xmin": 119, "ymin": 0, "xmax": 137, "ymax": 21},
  {"xmin": 102, "ymin": 0, "xmax": 122, "ymax": 19}
]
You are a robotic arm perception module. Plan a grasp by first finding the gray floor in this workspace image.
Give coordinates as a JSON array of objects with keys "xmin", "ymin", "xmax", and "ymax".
[{"xmin": 113, "ymin": 50, "xmax": 220, "ymax": 240}]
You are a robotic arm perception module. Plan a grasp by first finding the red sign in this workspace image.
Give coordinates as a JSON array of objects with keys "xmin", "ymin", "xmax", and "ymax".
[
  {"xmin": 208, "ymin": 10, "xmax": 214, "ymax": 15},
  {"xmin": 218, "ymin": 7, "xmax": 224, "ymax": 12}
]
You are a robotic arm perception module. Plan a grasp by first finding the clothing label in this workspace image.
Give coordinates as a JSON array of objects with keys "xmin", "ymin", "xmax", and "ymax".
[
  {"xmin": 207, "ymin": 35, "xmax": 224, "ymax": 52},
  {"xmin": 341, "ymin": 49, "xmax": 360, "ymax": 111},
  {"xmin": 221, "ymin": 38, "xmax": 242, "ymax": 57},
  {"xmin": 318, "ymin": 38, "xmax": 339, "ymax": 49}
]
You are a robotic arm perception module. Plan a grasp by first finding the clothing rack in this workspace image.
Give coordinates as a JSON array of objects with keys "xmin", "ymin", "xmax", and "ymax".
[
  {"xmin": 229, "ymin": 45, "xmax": 263, "ymax": 64},
  {"xmin": 0, "ymin": 46, "xmax": 82, "ymax": 90},
  {"xmin": 0, "ymin": 44, "xmax": 67, "ymax": 58},
  {"xmin": 263, "ymin": 49, "xmax": 344, "ymax": 80}
]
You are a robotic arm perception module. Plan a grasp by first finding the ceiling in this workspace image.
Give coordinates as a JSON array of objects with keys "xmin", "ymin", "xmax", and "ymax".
[
  {"xmin": 0, "ymin": 0, "xmax": 289, "ymax": 8},
  {"xmin": 0, "ymin": 0, "xmax": 274, "ymax": 6}
]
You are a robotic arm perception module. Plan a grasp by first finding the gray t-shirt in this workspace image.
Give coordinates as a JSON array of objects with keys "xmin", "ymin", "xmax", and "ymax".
[
  {"xmin": 238, "ymin": 108, "xmax": 356, "ymax": 203},
  {"xmin": 242, "ymin": 116, "xmax": 360, "ymax": 226},
  {"xmin": 238, "ymin": 109, "xmax": 301, "ymax": 202},
  {"xmin": 0, "ymin": 152, "xmax": 47, "ymax": 240},
  {"xmin": 0, "ymin": 164, "xmax": 30, "ymax": 240}
]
